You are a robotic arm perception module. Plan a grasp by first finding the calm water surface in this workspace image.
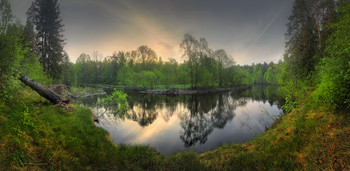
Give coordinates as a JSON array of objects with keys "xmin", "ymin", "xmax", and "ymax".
[{"xmin": 77, "ymin": 86, "xmax": 284, "ymax": 155}]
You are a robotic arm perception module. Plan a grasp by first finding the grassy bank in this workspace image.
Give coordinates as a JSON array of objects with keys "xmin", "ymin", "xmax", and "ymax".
[
  {"xmin": 0, "ymin": 89, "xmax": 167, "ymax": 170},
  {"xmin": 201, "ymin": 92, "xmax": 350, "ymax": 170},
  {"xmin": 1, "ymin": 89, "xmax": 349, "ymax": 170}
]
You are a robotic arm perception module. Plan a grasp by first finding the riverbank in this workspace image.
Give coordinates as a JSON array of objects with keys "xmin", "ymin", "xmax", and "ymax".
[
  {"xmin": 80, "ymin": 84, "xmax": 252, "ymax": 95},
  {"xmin": 200, "ymin": 95, "xmax": 350, "ymax": 170},
  {"xmin": 0, "ymin": 88, "xmax": 166, "ymax": 170},
  {"xmin": 139, "ymin": 85, "xmax": 251, "ymax": 95},
  {"xmin": 0, "ymin": 88, "xmax": 349, "ymax": 170}
]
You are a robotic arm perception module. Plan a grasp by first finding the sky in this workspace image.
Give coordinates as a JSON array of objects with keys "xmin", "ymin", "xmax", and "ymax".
[{"xmin": 9, "ymin": 0, "xmax": 293, "ymax": 65}]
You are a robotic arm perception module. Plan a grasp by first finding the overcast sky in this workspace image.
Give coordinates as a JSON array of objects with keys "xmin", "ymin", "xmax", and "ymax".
[{"xmin": 10, "ymin": 0, "xmax": 293, "ymax": 65}]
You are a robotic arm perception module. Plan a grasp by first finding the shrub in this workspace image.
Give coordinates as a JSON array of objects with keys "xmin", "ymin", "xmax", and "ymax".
[
  {"xmin": 314, "ymin": 3, "xmax": 350, "ymax": 110},
  {"xmin": 98, "ymin": 89, "xmax": 128, "ymax": 116}
]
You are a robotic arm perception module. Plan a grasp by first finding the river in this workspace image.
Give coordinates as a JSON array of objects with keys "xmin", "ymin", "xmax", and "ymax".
[{"xmin": 76, "ymin": 85, "xmax": 285, "ymax": 155}]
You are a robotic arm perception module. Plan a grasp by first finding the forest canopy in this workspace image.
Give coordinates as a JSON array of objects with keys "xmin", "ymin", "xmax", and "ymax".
[{"xmin": 68, "ymin": 35, "xmax": 282, "ymax": 89}]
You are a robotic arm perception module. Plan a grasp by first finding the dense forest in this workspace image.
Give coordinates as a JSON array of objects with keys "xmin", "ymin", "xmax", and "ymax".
[
  {"xmin": 0, "ymin": 0, "xmax": 350, "ymax": 170},
  {"xmin": 282, "ymin": 0, "xmax": 350, "ymax": 111},
  {"xmin": 63, "ymin": 41, "xmax": 282, "ymax": 89}
]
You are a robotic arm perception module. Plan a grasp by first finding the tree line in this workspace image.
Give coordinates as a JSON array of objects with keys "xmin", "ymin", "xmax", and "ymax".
[
  {"xmin": 0, "ymin": 0, "xmax": 283, "ymax": 105},
  {"xmin": 63, "ymin": 35, "xmax": 282, "ymax": 89}
]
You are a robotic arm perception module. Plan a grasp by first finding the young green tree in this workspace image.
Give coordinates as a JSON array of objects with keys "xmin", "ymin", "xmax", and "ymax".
[
  {"xmin": 61, "ymin": 52, "xmax": 76, "ymax": 86},
  {"xmin": 76, "ymin": 53, "xmax": 94, "ymax": 84},
  {"xmin": 137, "ymin": 45, "xmax": 157, "ymax": 70},
  {"xmin": 212, "ymin": 49, "xmax": 234, "ymax": 86},
  {"xmin": 180, "ymin": 34, "xmax": 213, "ymax": 89},
  {"xmin": 180, "ymin": 34, "xmax": 200, "ymax": 89},
  {"xmin": 0, "ymin": 0, "xmax": 22, "ymax": 102},
  {"xmin": 0, "ymin": 0, "xmax": 47, "ymax": 104}
]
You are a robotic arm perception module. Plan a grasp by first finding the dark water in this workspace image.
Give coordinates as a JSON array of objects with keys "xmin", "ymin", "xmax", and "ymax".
[{"xmin": 76, "ymin": 86, "xmax": 285, "ymax": 155}]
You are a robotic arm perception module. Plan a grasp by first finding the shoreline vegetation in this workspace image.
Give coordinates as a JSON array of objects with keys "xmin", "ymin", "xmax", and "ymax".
[
  {"xmin": 80, "ymin": 84, "xmax": 254, "ymax": 95},
  {"xmin": 1, "ymin": 0, "xmax": 350, "ymax": 169},
  {"xmin": 1, "ymin": 87, "xmax": 348, "ymax": 170}
]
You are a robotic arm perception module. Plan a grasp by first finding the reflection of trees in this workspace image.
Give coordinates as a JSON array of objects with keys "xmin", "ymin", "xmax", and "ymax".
[
  {"xmin": 161, "ymin": 96, "xmax": 177, "ymax": 122},
  {"xmin": 211, "ymin": 94, "xmax": 237, "ymax": 128},
  {"xmin": 239, "ymin": 106, "xmax": 278, "ymax": 135},
  {"xmin": 180, "ymin": 95, "xmax": 213, "ymax": 147},
  {"xmin": 231, "ymin": 85, "xmax": 286, "ymax": 108},
  {"xmin": 76, "ymin": 95, "xmax": 104, "ymax": 107},
  {"xmin": 126, "ymin": 95, "xmax": 158, "ymax": 127},
  {"xmin": 78, "ymin": 86, "xmax": 284, "ymax": 147},
  {"xmin": 179, "ymin": 94, "xmax": 239, "ymax": 147}
]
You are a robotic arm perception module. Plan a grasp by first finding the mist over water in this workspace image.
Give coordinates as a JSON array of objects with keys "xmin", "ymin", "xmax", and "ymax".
[{"xmin": 77, "ymin": 86, "xmax": 284, "ymax": 155}]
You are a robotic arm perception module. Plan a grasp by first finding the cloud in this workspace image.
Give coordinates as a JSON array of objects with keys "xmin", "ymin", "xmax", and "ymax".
[{"xmin": 9, "ymin": 0, "xmax": 293, "ymax": 64}]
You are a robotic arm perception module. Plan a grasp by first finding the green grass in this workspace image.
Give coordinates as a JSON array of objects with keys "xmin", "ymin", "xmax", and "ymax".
[
  {"xmin": 200, "ymin": 94, "xmax": 350, "ymax": 170},
  {"xmin": 0, "ymin": 88, "xmax": 202, "ymax": 170},
  {"xmin": 1, "ymin": 88, "xmax": 349, "ymax": 170}
]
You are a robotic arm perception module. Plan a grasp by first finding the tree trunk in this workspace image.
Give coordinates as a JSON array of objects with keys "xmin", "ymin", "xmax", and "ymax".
[
  {"xmin": 19, "ymin": 74, "xmax": 65, "ymax": 104},
  {"xmin": 314, "ymin": 0, "xmax": 321, "ymax": 46}
]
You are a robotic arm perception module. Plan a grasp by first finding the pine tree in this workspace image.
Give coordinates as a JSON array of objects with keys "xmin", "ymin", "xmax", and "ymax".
[
  {"xmin": 285, "ymin": 0, "xmax": 319, "ymax": 80},
  {"xmin": 284, "ymin": 0, "xmax": 338, "ymax": 81},
  {"xmin": 28, "ymin": 0, "xmax": 65, "ymax": 79},
  {"xmin": 23, "ymin": 17, "xmax": 38, "ymax": 55}
]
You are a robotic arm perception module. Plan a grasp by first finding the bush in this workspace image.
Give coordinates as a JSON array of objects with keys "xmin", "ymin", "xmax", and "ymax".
[
  {"xmin": 314, "ymin": 4, "xmax": 350, "ymax": 110},
  {"xmin": 98, "ymin": 89, "xmax": 128, "ymax": 116}
]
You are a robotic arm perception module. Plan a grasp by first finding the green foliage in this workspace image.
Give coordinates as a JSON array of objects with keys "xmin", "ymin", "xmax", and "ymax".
[
  {"xmin": 70, "ymin": 86, "xmax": 104, "ymax": 95},
  {"xmin": 71, "ymin": 50, "xmax": 287, "ymax": 89},
  {"xmin": 164, "ymin": 152, "xmax": 203, "ymax": 171},
  {"xmin": 253, "ymin": 66, "xmax": 264, "ymax": 84},
  {"xmin": 0, "ymin": 89, "xmax": 207, "ymax": 170},
  {"xmin": 0, "ymin": 0, "xmax": 48, "ymax": 107},
  {"xmin": 284, "ymin": 0, "xmax": 319, "ymax": 80},
  {"xmin": 115, "ymin": 145, "xmax": 164, "ymax": 170},
  {"xmin": 2, "ymin": 87, "xmax": 349, "ymax": 170},
  {"xmin": 99, "ymin": 89, "xmax": 128, "ymax": 115},
  {"xmin": 28, "ymin": 0, "xmax": 65, "ymax": 79},
  {"xmin": 249, "ymin": 62, "xmax": 282, "ymax": 85},
  {"xmin": 0, "ymin": 1, "xmax": 21, "ymax": 103},
  {"xmin": 282, "ymin": 95, "xmax": 297, "ymax": 113},
  {"xmin": 20, "ymin": 48, "xmax": 50, "ymax": 85},
  {"xmin": 75, "ymin": 53, "xmax": 94, "ymax": 84},
  {"xmin": 314, "ymin": 3, "xmax": 350, "ymax": 110},
  {"xmin": 117, "ymin": 67, "xmax": 136, "ymax": 85},
  {"xmin": 0, "ymin": 23, "xmax": 23, "ymax": 102},
  {"xmin": 71, "ymin": 35, "xmax": 281, "ymax": 89},
  {"xmin": 201, "ymin": 97, "xmax": 350, "ymax": 170},
  {"xmin": 137, "ymin": 45, "xmax": 158, "ymax": 70},
  {"xmin": 135, "ymin": 71, "xmax": 156, "ymax": 88},
  {"xmin": 60, "ymin": 52, "xmax": 76, "ymax": 86}
]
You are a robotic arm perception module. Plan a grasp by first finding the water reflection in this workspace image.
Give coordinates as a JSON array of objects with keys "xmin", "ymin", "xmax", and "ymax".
[
  {"xmin": 179, "ymin": 94, "xmax": 238, "ymax": 147},
  {"xmin": 76, "ymin": 85, "xmax": 284, "ymax": 155},
  {"xmin": 127, "ymin": 95, "xmax": 158, "ymax": 127}
]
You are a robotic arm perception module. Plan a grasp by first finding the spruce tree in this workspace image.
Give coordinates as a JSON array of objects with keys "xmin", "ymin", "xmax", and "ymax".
[
  {"xmin": 284, "ymin": 0, "xmax": 338, "ymax": 81},
  {"xmin": 28, "ymin": 0, "xmax": 65, "ymax": 79}
]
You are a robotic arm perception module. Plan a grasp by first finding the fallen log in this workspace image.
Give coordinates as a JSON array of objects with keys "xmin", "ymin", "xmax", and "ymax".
[{"xmin": 19, "ymin": 74, "xmax": 66, "ymax": 104}]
